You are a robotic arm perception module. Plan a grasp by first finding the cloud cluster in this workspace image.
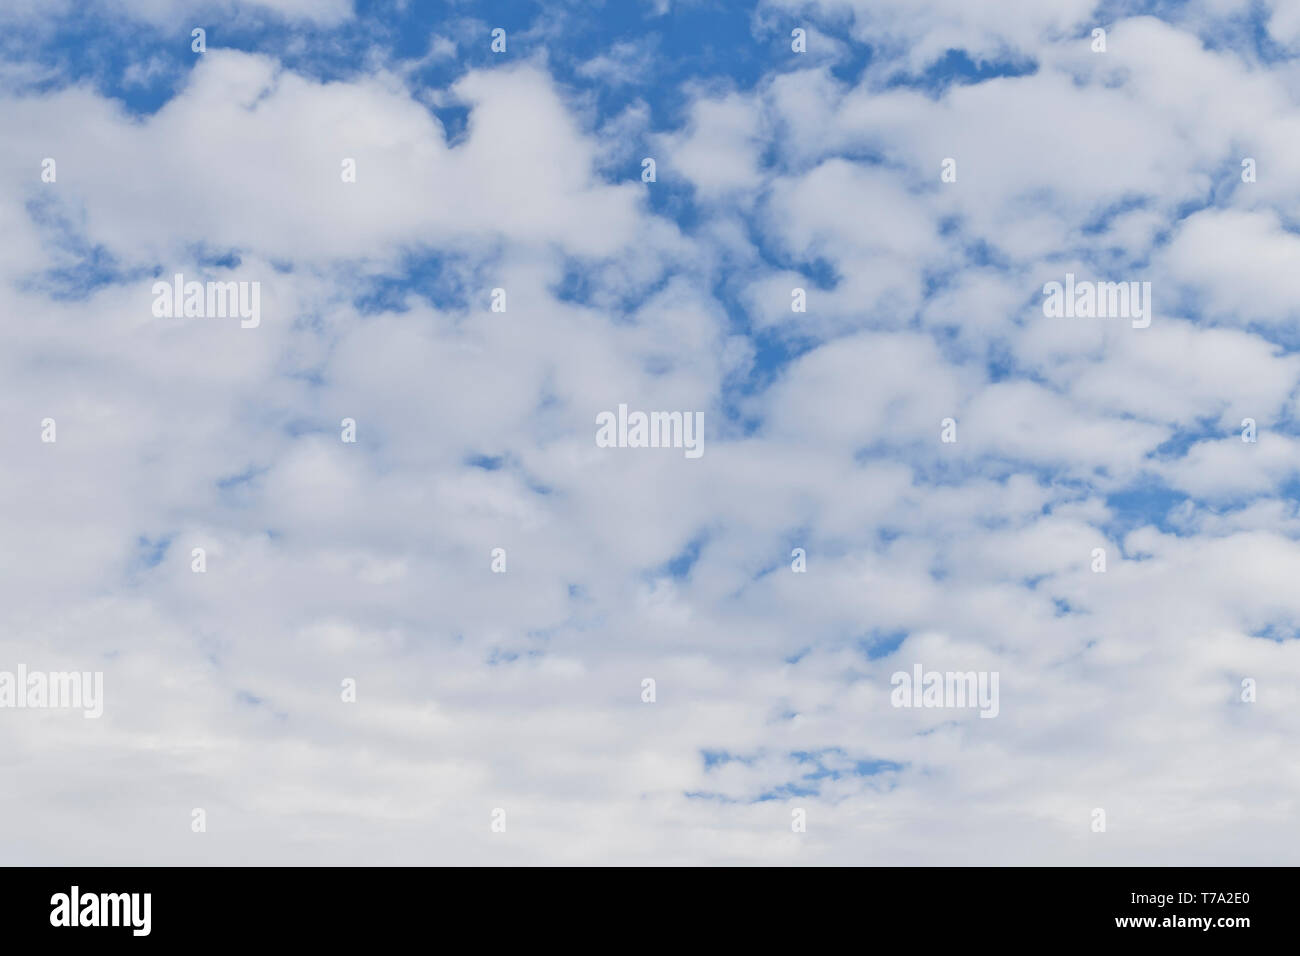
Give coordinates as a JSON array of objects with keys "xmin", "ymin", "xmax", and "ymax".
[{"xmin": 1, "ymin": 0, "xmax": 1297, "ymax": 864}]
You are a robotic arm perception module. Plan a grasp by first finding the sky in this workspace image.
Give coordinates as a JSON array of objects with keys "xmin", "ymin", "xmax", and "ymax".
[{"xmin": 1, "ymin": 0, "xmax": 1299, "ymax": 865}]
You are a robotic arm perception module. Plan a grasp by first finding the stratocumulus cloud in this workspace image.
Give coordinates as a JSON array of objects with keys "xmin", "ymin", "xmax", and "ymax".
[{"xmin": 0, "ymin": 0, "xmax": 1298, "ymax": 868}]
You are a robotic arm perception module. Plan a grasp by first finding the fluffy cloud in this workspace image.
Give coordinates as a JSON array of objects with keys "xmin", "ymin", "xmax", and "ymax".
[{"xmin": 1, "ymin": 1, "xmax": 1298, "ymax": 866}]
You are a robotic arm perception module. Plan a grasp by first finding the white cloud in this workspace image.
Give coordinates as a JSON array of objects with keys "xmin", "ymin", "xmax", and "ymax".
[{"xmin": 3, "ymin": 5, "xmax": 1300, "ymax": 866}]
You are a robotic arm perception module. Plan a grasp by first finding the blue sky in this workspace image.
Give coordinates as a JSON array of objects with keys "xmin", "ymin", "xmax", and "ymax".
[{"xmin": 2, "ymin": 0, "xmax": 1300, "ymax": 865}]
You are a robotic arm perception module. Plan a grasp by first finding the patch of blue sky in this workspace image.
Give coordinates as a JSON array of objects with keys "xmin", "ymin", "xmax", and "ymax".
[
  {"xmin": 853, "ymin": 448, "xmax": 1072, "ymax": 493},
  {"xmin": 826, "ymin": 37, "xmax": 872, "ymax": 87},
  {"xmin": 215, "ymin": 465, "xmax": 269, "ymax": 511},
  {"xmin": 486, "ymin": 646, "xmax": 527, "ymax": 666},
  {"xmin": 883, "ymin": 48, "xmax": 1037, "ymax": 97},
  {"xmin": 711, "ymin": 246, "xmax": 839, "ymax": 418},
  {"xmin": 752, "ymin": 750, "xmax": 904, "ymax": 801},
  {"xmin": 349, "ymin": 249, "xmax": 479, "ymax": 315},
  {"xmin": 1251, "ymin": 621, "xmax": 1299, "ymax": 643},
  {"xmin": 1275, "ymin": 476, "xmax": 1300, "ymax": 511},
  {"xmin": 790, "ymin": 749, "xmax": 903, "ymax": 778},
  {"xmin": 682, "ymin": 790, "xmax": 740, "ymax": 803},
  {"xmin": 1053, "ymin": 597, "xmax": 1081, "ymax": 617},
  {"xmin": 466, "ymin": 453, "xmax": 506, "ymax": 470},
  {"xmin": 216, "ymin": 463, "xmax": 267, "ymax": 489},
  {"xmin": 537, "ymin": 0, "xmax": 772, "ymax": 127},
  {"xmin": 1240, "ymin": 318, "xmax": 1300, "ymax": 354},
  {"xmin": 0, "ymin": 13, "xmax": 188, "ymax": 114},
  {"xmin": 746, "ymin": 528, "xmax": 814, "ymax": 582},
  {"xmin": 186, "ymin": 245, "xmax": 243, "ymax": 270},
  {"xmin": 20, "ymin": 197, "xmax": 149, "ymax": 300},
  {"xmin": 858, "ymin": 629, "xmax": 908, "ymax": 660},
  {"xmin": 752, "ymin": 782, "xmax": 819, "ymax": 800},
  {"xmin": 701, "ymin": 748, "xmax": 754, "ymax": 770},
  {"xmin": 1102, "ymin": 477, "xmax": 1191, "ymax": 538},
  {"xmin": 655, "ymin": 532, "xmax": 708, "ymax": 581},
  {"xmin": 984, "ymin": 341, "xmax": 1029, "ymax": 384},
  {"xmin": 14, "ymin": 0, "xmax": 794, "ymax": 129},
  {"xmin": 133, "ymin": 533, "xmax": 172, "ymax": 571},
  {"xmin": 702, "ymin": 746, "xmax": 899, "ymax": 775},
  {"xmin": 1149, "ymin": 417, "xmax": 1231, "ymax": 460},
  {"xmin": 1079, "ymin": 195, "xmax": 1152, "ymax": 237}
]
